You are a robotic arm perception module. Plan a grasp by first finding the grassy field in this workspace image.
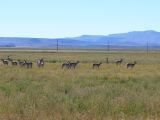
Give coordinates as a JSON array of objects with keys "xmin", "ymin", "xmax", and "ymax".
[{"xmin": 0, "ymin": 50, "xmax": 160, "ymax": 120}]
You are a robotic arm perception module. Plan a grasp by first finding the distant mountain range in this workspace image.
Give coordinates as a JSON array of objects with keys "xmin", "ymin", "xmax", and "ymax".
[{"xmin": 0, "ymin": 30, "xmax": 160, "ymax": 49}]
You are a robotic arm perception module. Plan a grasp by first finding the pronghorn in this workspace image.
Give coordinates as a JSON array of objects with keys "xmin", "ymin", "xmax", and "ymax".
[
  {"xmin": 23, "ymin": 60, "xmax": 33, "ymax": 68},
  {"xmin": 18, "ymin": 60, "xmax": 26, "ymax": 67},
  {"xmin": 11, "ymin": 61, "xmax": 18, "ymax": 66},
  {"xmin": 1, "ymin": 59, "xmax": 9, "ymax": 65},
  {"xmin": 93, "ymin": 62, "xmax": 102, "ymax": 69},
  {"xmin": 62, "ymin": 61, "xmax": 70, "ymax": 69},
  {"xmin": 116, "ymin": 58, "xmax": 123, "ymax": 65},
  {"xmin": 69, "ymin": 61, "xmax": 80, "ymax": 69},
  {"xmin": 37, "ymin": 58, "xmax": 44, "ymax": 68},
  {"xmin": 127, "ymin": 61, "xmax": 137, "ymax": 69}
]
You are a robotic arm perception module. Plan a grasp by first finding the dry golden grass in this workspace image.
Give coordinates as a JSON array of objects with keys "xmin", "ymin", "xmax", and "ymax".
[{"xmin": 0, "ymin": 50, "xmax": 160, "ymax": 120}]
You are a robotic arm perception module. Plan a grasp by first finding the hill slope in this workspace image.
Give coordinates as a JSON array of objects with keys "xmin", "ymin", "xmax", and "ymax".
[{"xmin": 0, "ymin": 30, "xmax": 160, "ymax": 48}]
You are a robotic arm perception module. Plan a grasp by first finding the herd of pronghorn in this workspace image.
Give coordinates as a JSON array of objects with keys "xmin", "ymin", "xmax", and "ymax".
[{"xmin": 0, "ymin": 57, "xmax": 137, "ymax": 69}]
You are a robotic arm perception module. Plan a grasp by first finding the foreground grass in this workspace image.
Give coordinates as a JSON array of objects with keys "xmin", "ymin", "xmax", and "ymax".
[{"xmin": 0, "ymin": 51, "xmax": 160, "ymax": 120}]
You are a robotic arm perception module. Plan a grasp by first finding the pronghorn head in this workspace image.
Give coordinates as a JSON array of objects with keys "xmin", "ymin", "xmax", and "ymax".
[{"xmin": 1, "ymin": 59, "xmax": 7, "ymax": 61}]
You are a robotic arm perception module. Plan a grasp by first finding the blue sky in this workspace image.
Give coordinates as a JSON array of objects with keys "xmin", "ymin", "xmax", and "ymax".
[{"xmin": 0, "ymin": 0, "xmax": 160, "ymax": 38}]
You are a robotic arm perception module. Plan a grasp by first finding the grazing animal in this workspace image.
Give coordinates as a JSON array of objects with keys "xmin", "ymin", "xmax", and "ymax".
[
  {"xmin": 18, "ymin": 60, "xmax": 26, "ymax": 67},
  {"xmin": 93, "ymin": 62, "xmax": 102, "ymax": 69},
  {"xmin": 37, "ymin": 59, "xmax": 44, "ymax": 68},
  {"xmin": 116, "ymin": 58, "xmax": 123, "ymax": 65},
  {"xmin": 62, "ymin": 61, "xmax": 70, "ymax": 69},
  {"xmin": 11, "ymin": 61, "xmax": 18, "ymax": 66},
  {"xmin": 69, "ymin": 61, "xmax": 80, "ymax": 69},
  {"xmin": 127, "ymin": 61, "xmax": 137, "ymax": 69},
  {"xmin": 21, "ymin": 60, "xmax": 33, "ymax": 68},
  {"xmin": 27, "ymin": 63, "xmax": 33, "ymax": 68},
  {"xmin": 1, "ymin": 59, "xmax": 9, "ymax": 65}
]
